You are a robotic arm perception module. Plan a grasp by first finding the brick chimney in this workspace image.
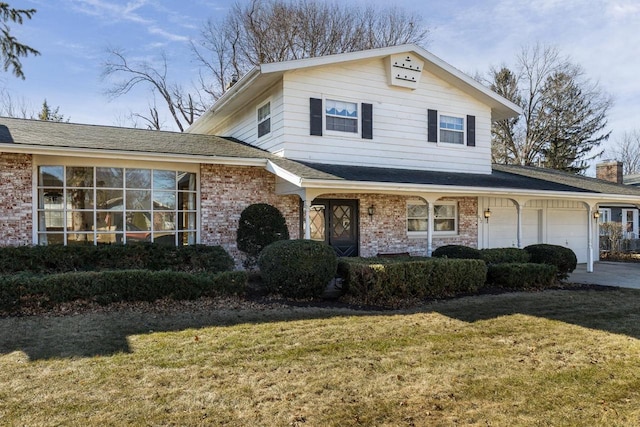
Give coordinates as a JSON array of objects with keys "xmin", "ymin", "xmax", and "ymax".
[{"xmin": 596, "ymin": 161, "xmax": 623, "ymax": 184}]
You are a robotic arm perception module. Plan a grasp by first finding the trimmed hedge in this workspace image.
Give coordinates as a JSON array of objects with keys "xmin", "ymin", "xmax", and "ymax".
[
  {"xmin": 237, "ymin": 203, "xmax": 290, "ymax": 269},
  {"xmin": 524, "ymin": 244, "xmax": 577, "ymax": 279},
  {"xmin": 258, "ymin": 239, "xmax": 338, "ymax": 299},
  {"xmin": 432, "ymin": 245, "xmax": 482, "ymax": 259},
  {"xmin": 487, "ymin": 263, "xmax": 557, "ymax": 289},
  {"xmin": 0, "ymin": 270, "xmax": 247, "ymax": 313},
  {"xmin": 480, "ymin": 247, "xmax": 530, "ymax": 264},
  {"xmin": 338, "ymin": 257, "xmax": 487, "ymax": 307},
  {"xmin": 0, "ymin": 244, "xmax": 234, "ymax": 274}
]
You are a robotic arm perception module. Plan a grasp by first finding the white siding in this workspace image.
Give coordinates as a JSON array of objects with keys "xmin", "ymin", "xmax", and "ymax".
[
  {"xmin": 209, "ymin": 81, "xmax": 286, "ymax": 153},
  {"xmin": 280, "ymin": 57, "xmax": 493, "ymax": 174},
  {"xmin": 480, "ymin": 197, "xmax": 591, "ymax": 263}
]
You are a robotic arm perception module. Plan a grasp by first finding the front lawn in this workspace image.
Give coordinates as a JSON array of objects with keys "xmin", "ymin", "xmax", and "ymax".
[{"xmin": 2, "ymin": 288, "xmax": 640, "ymax": 426}]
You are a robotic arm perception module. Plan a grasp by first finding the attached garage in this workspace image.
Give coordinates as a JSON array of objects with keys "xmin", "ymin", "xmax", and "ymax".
[{"xmin": 481, "ymin": 198, "xmax": 590, "ymax": 263}]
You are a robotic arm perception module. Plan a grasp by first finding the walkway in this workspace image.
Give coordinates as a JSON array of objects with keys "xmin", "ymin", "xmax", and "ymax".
[{"xmin": 568, "ymin": 262, "xmax": 640, "ymax": 289}]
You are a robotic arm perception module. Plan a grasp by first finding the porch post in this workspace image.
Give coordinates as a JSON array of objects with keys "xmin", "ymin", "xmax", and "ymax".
[
  {"xmin": 587, "ymin": 205, "xmax": 594, "ymax": 273},
  {"xmin": 515, "ymin": 201, "xmax": 523, "ymax": 249},
  {"xmin": 303, "ymin": 198, "xmax": 312, "ymax": 240},
  {"xmin": 427, "ymin": 200, "xmax": 434, "ymax": 257}
]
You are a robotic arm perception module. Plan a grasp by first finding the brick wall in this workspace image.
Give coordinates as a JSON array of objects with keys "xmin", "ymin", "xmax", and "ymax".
[
  {"xmin": 200, "ymin": 164, "xmax": 300, "ymax": 266},
  {"xmin": 319, "ymin": 193, "xmax": 478, "ymax": 257},
  {"xmin": 0, "ymin": 153, "xmax": 33, "ymax": 245}
]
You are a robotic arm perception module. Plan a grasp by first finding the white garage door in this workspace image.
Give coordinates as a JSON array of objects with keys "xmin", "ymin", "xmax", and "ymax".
[
  {"xmin": 488, "ymin": 208, "xmax": 542, "ymax": 249},
  {"xmin": 487, "ymin": 208, "xmax": 517, "ymax": 248},
  {"xmin": 547, "ymin": 209, "xmax": 588, "ymax": 263}
]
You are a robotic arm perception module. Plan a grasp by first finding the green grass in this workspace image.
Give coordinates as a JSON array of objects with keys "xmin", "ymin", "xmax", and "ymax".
[{"xmin": 2, "ymin": 289, "xmax": 640, "ymax": 426}]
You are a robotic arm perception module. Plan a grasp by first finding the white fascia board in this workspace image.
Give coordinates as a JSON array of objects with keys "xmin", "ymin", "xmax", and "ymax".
[
  {"xmin": 265, "ymin": 160, "xmax": 303, "ymax": 186},
  {"xmin": 0, "ymin": 144, "xmax": 268, "ymax": 167},
  {"xmin": 186, "ymin": 67, "xmax": 262, "ymax": 134},
  {"xmin": 298, "ymin": 178, "xmax": 640, "ymax": 203},
  {"xmin": 259, "ymin": 44, "xmax": 522, "ymax": 119}
]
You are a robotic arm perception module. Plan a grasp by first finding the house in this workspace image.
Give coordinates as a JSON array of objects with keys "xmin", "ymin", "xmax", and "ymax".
[
  {"xmin": 595, "ymin": 161, "xmax": 640, "ymax": 249},
  {"xmin": 2, "ymin": 44, "xmax": 640, "ymax": 272}
]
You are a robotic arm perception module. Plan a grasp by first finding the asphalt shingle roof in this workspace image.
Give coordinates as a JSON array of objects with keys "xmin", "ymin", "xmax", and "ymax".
[
  {"xmin": 0, "ymin": 117, "xmax": 271, "ymax": 159},
  {"xmin": 2, "ymin": 117, "xmax": 639, "ymax": 198}
]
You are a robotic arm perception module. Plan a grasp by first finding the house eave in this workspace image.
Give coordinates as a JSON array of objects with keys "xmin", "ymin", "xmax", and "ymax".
[
  {"xmin": 0, "ymin": 144, "xmax": 268, "ymax": 167},
  {"xmin": 294, "ymin": 178, "xmax": 640, "ymax": 203}
]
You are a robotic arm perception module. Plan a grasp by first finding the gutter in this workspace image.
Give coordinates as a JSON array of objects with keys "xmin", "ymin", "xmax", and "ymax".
[{"xmin": 0, "ymin": 144, "xmax": 268, "ymax": 167}]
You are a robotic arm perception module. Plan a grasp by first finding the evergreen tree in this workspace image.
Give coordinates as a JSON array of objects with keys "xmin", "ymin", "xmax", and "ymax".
[
  {"xmin": 1, "ymin": 3, "xmax": 39, "ymax": 79},
  {"xmin": 38, "ymin": 99, "xmax": 68, "ymax": 122}
]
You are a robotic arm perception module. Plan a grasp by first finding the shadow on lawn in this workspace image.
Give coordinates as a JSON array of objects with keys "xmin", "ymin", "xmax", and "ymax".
[{"xmin": 1, "ymin": 286, "xmax": 640, "ymax": 361}]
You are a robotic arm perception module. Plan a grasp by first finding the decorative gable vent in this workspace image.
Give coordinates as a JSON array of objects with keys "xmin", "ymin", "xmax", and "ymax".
[{"xmin": 387, "ymin": 53, "xmax": 424, "ymax": 90}]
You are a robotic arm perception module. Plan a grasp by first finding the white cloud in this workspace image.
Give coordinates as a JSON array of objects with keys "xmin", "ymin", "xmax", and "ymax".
[{"xmin": 68, "ymin": 0, "xmax": 189, "ymax": 43}]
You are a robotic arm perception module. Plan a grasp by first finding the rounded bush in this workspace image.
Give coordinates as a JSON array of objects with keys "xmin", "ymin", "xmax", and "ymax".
[
  {"xmin": 237, "ymin": 203, "xmax": 290, "ymax": 268},
  {"xmin": 480, "ymin": 247, "xmax": 530, "ymax": 264},
  {"xmin": 258, "ymin": 239, "xmax": 338, "ymax": 299},
  {"xmin": 524, "ymin": 244, "xmax": 577, "ymax": 279},
  {"xmin": 432, "ymin": 245, "xmax": 481, "ymax": 259}
]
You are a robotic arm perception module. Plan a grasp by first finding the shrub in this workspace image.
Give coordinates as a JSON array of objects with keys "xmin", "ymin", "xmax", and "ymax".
[
  {"xmin": 258, "ymin": 239, "xmax": 337, "ymax": 299},
  {"xmin": 0, "ymin": 244, "xmax": 234, "ymax": 274},
  {"xmin": 524, "ymin": 244, "xmax": 577, "ymax": 279},
  {"xmin": 0, "ymin": 270, "xmax": 247, "ymax": 313},
  {"xmin": 237, "ymin": 203, "xmax": 290, "ymax": 269},
  {"xmin": 480, "ymin": 247, "xmax": 530, "ymax": 264},
  {"xmin": 432, "ymin": 245, "xmax": 481, "ymax": 259},
  {"xmin": 487, "ymin": 263, "xmax": 557, "ymax": 289},
  {"xmin": 338, "ymin": 257, "xmax": 487, "ymax": 307}
]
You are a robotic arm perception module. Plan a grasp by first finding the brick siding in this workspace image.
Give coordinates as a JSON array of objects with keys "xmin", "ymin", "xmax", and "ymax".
[
  {"xmin": 0, "ymin": 157, "xmax": 480, "ymax": 265},
  {"xmin": 317, "ymin": 193, "xmax": 478, "ymax": 257},
  {"xmin": 0, "ymin": 153, "xmax": 33, "ymax": 245},
  {"xmin": 200, "ymin": 164, "xmax": 300, "ymax": 267}
]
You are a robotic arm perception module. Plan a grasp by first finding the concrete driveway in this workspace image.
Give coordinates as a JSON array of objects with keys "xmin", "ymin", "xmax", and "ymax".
[{"xmin": 568, "ymin": 262, "xmax": 640, "ymax": 289}]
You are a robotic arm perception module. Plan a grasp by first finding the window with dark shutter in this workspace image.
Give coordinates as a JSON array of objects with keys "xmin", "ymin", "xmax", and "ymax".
[
  {"xmin": 310, "ymin": 98, "xmax": 323, "ymax": 136},
  {"xmin": 467, "ymin": 115, "xmax": 476, "ymax": 147},
  {"xmin": 361, "ymin": 103, "xmax": 373, "ymax": 139},
  {"xmin": 427, "ymin": 109, "xmax": 437, "ymax": 142}
]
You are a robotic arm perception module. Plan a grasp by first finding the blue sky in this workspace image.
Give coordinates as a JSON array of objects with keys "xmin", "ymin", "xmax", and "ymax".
[{"xmin": 2, "ymin": 0, "xmax": 640, "ymax": 167}]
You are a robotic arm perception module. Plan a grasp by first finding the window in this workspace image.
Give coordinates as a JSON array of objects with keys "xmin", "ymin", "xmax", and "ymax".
[
  {"xmin": 326, "ymin": 99, "xmax": 358, "ymax": 133},
  {"xmin": 434, "ymin": 204, "xmax": 457, "ymax": 232},
  {"xmin": 407, "ymin": 203, "xmax": 428, "ymax": 232},
  {"xmin": 257, "ymin": 102, "xmax": 271, "ymax": 138},
  {"xmin": 597, "ymin": 208, "xmax": 611, "ymax": 236},
  {"xmin": 407, "ymin": 202, "xmax": 458, "ymax": 234},
  {"xmin": 37, "ymin": 165, "xmax": 197, "ymax": 246},
  {"xmin": 439, "ymin": 115, "xmax": 464, "ymax": 144},
  {"xmin": 622, "ymin": 209, "xmax": 639, "ymax": 239}
]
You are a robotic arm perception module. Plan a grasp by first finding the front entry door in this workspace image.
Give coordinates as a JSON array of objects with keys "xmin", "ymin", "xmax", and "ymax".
[{"xmin": 309, "ymin": 199, "xmax": 359, "ymax": 256}]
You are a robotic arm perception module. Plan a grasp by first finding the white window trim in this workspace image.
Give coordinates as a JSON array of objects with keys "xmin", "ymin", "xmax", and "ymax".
[
  {"xmin": 256, "ymin": 99, "xmax": 272, "ymax": 139},
  {"xmin": 621, "ymin": 208, "xmax": 639, "ymax": 239},
  {"xmin": 433, "ymin": 201, "xmax": 458, "ymax": 235},
  {"xmin": 438, "ymin": 112, "xmax": 465, "ymax": 146},
  {"xmin": 323, "ymin": 96, "xmax": 361, "ymax": 138},
  {"xmin": 406, "ymin": 201, "xmax": 459, "ymax": 237},
  {"xmin": 32, "ymin": 155, "xmax": 200, "ymax": 246},
  {"xmin": 407, "ymin": 201, "xmax": 428, "ymax": 238}
]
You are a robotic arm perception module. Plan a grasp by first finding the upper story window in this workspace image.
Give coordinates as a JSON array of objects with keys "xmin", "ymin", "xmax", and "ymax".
[
  {"xmin": 428, "ymin": 109, "xmax": 475, "ymax": 146},
  {"xmin": 326, "ymin": 99, "xmax": 358, "ymax": 133},
  {"xmin": 257, "ymin": 101, "xmax": 271, "ymax": 138},
  {"xmin": 439, "ymin": 115, "xmax": 464, "ymax": 144}
]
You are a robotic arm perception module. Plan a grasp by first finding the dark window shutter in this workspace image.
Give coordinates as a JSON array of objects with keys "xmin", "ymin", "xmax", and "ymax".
[
  {"xmin": 467, "ymin": 115, "xmax": 476, "ymax": 147},
  {"xmin": 310, "ymin": 98, "xmax": 323, "ymax": 136},
  {"xmin": 361, "ymin": 103, "xmax": 373, "ymax": 139},
  {"xmin": 427, "ymin": 109, "xmax": 438, "ymax": 143}
]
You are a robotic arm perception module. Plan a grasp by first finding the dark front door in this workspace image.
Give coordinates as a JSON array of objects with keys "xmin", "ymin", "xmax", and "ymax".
[{"xmin": 309, "ymin": 199, "xmax": 359, "ymax": 257}]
